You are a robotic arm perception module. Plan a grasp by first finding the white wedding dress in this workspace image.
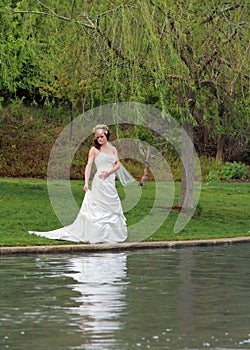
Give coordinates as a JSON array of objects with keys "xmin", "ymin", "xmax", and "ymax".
[{"xmin": 29, "ymin": 152, "xmax": 129, "ymax": 244}]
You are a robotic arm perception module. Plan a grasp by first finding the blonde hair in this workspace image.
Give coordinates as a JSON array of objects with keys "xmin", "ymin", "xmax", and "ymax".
[{"xmin": 93, "ymin": 124, "xmax": 110, "ymax": 139}]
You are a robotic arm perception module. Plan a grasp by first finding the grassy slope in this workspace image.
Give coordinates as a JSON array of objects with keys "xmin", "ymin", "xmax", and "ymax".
[{"xmin": 0, "ymin": 178, "xmax": 249, "ymax": 246}]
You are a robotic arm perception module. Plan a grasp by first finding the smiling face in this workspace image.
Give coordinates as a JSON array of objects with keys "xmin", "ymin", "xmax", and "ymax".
[{"xmin": 95, "ymin": 131, "xmax": 107, "ymax": 147}]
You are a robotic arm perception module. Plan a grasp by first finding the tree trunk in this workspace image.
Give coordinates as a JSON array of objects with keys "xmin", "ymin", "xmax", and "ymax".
[
  {"xmin": 139, "ymin": 145, "xmax": 151, "ymax": 186},
  {"xmin": 178, "ymin": 120, "xmax": 194, "ymax": 209},
  {"xmin": 215, "ymin": 103, "xmax": 225, "ymax": 163},
  {"xmin": 215, "ymin": 136, "xmax": 224, "ymax": 163}
]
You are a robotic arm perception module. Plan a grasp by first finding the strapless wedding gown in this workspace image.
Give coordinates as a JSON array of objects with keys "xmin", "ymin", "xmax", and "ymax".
[{"xmin": 29, "ymin": 152, "xmax": 127, "ymax": 244}]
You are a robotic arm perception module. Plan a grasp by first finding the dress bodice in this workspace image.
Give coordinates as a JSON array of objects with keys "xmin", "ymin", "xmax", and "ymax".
[{"xmin": 94, "ymin": 152, "xmax": 116, "ymax": 172}]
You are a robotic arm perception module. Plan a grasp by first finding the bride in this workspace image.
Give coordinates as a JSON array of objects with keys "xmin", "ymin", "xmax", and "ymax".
[{"xmin": 29, "ymin": 124, "xmax": 134, "ymax": 244}]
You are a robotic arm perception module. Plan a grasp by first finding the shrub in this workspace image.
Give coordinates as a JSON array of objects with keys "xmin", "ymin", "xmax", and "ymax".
[
  {"xmin": 206, "ymin": 161, "xmax": 249, "ymax": 182},
  {"xmin": 220, "ymin": 161, "xmax": 249, "ymax": 180},
  {"xmin": 201, "ymin": 156, "xmax": 221, "ymax": 182},
  {"xmin": 206, "ymin": 170, "xmax": 221, "ymax": 183}
]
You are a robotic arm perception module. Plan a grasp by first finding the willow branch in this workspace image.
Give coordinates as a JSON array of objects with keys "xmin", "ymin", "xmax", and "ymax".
[
  {"xmin": 201, "ymin": 3, "xmax": 240, "ymax": 24},
  {"xmin": 229, "ymin": 43, "xmax": 250, "ymax": 97},
  {"xmin": 70, "ymin": 0, "xmax": 76, "ymax": 19},
  {"xmin": 148, "ymin": 0, "xmax": 166, "ymax": 15},
  {"xmin": 200, "ymin": 80, "xmax": 229, "ymax": 97},
  {"xmin": 96, "ymin": 4, "xmax": 135, "ymax": 19},
  {"xmin": 12, "ymin": 9, "xmax": 96, "ymax": 27}
]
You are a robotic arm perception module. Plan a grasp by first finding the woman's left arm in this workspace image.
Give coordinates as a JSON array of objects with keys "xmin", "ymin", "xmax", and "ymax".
[{"xmin": 99, "ymin": 148, "xmax": 120, "ymax": 179}]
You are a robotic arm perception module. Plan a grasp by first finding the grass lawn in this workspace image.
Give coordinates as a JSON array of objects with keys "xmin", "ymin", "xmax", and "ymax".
[{"xmin": 0, "ymin": 177, "xmax": 249, "ymax": 246}]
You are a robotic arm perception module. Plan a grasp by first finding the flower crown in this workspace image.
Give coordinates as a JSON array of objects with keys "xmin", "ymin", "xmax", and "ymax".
[{"xmin": 93, "ymin": 124, "xmax": 109, "ymax": 138}]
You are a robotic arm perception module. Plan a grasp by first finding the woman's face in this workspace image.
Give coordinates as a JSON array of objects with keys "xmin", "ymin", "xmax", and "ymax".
[{"xmin": 96, "ymin": 132, "xmax": 107, "ymax": 146}]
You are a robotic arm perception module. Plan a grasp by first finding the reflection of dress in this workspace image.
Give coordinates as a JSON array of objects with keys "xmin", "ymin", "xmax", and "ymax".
[
  {"xmin": 29, "ymin": 152, "xmax": 127, "ymax": 243},
  {"xmin": 64, "ymin": 254, "xmax": 127, "ymax": 347}
]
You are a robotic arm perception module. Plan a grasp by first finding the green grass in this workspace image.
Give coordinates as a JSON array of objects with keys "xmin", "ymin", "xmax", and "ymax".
[{"xmin": 0, "ymin": 178, "xmax": 249, "ymax": 246}]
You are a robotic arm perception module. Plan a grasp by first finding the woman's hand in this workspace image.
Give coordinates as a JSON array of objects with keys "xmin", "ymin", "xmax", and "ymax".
[
  {"xmin": 99, "ymin": 170, "xmax": 110, "ymax": 179},
  {"xmin": 83, "ymin": 184, "xmax": 89, "ymax": 191}
]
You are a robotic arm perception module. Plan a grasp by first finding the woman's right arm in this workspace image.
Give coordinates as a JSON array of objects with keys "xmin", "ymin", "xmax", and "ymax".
[{"xmin": 84, "ymin": 147, "xmax": 96, "ymax": 191}]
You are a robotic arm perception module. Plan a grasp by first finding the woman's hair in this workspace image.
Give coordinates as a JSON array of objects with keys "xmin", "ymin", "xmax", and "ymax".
[{"xmin": 92, "ymin": 124, "xmax": 110, "ymax": 149}]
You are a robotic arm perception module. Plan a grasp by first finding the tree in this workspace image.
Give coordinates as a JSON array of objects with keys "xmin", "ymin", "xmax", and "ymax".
[
  {"xmin": 0, "ymin": 1, "xmax": 40, "ymax": 104},
  {"xmin": 7, "ymin": 0, "xmax": 250, "ymax": 211},
  {"xmin": 196, "ymin": 1, "xmax": 250, "ymax": 163},
  {"xmin": 125, "ymin": 0, "xmax": 249, "ymax": 205}
]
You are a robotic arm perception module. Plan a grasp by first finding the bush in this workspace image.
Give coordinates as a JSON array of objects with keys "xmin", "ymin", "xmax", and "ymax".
[
  {"xmin": 220, "ymin": 161, "xmax": 249, "ymax": 180},
  {"xmin": 200, "ymin": 156, "xmax": 221, "ymax": 182},
  {"xmin": 206, "ymin": 161, "xmax": 249, "ymax": 182},
  {"xmin": 205, "ymin": 170, "xmax": 221, "ymax": 183}
]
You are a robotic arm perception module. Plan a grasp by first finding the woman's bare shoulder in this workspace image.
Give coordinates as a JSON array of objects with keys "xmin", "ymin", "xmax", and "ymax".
[{"xmin": 89, "ymin": 146, "xmax": 99, "ymax": 156}]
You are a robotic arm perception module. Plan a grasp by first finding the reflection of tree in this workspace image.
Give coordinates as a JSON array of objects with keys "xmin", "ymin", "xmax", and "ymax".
[
  {"xmin": 116, "ymin": 246, "xmax": 250, "ymax": 348},
  {"xmin": 65, "ymin": 253, "xmax": 128, "ymax": 348},
  {"xmin": 189, "ymin": 245, "xmax": 250, "ymax": 340},
  {"xmin": 177, "ymin": 249, "xmax": 195, "ymax": 336},
  {"xmin": 178, "ymin": 245, "xmax": 250, "ymax": 347},
  {"xmin": 117, "ymin": 250, "xmax": 183, "ymax": 347}
]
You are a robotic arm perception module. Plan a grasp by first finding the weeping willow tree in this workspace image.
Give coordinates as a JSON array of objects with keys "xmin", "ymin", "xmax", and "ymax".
[
  {"xmin": 122, "ymin": 0, "xmax": 249, "ymax": 206},
  {"xmin": 195, "ymin": 2, "xmax": 250, "ymax": 163},
  {"xmin": 77, "ymin": 0, "xmax": 249, "ymax": 207},
  {"xmin": 9, "ymin": 0, "xmax": 250, "ymax": 209}
]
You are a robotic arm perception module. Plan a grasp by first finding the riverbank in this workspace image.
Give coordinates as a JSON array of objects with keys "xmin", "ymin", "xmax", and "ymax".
[{"xmin": 1, "ymin": 236, "xmax": 250, "ymax": 255}]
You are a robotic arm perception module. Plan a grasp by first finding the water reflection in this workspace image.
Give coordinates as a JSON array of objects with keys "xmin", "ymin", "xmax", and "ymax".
[
  {"xmin": 1, "ymin": 244, "xmax": 250, "ymax": 350},
  {"xmin": 177, "ymin": 249, "xmax": 195, "ymax": 335},
  {"xmin": 64, "ymin": 253, "xmax": 127, "ymax": 349}
]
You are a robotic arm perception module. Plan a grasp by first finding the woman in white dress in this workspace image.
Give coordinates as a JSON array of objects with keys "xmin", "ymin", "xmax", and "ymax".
[{"xmin": 29, "ymin": 124, "xmax": 129, "ymax": 244}]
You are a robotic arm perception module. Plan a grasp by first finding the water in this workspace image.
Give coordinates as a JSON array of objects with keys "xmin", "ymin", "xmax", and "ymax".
[{"xmin": 0, "ymin": 244, "xmax": 250, "ymax": 350}]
